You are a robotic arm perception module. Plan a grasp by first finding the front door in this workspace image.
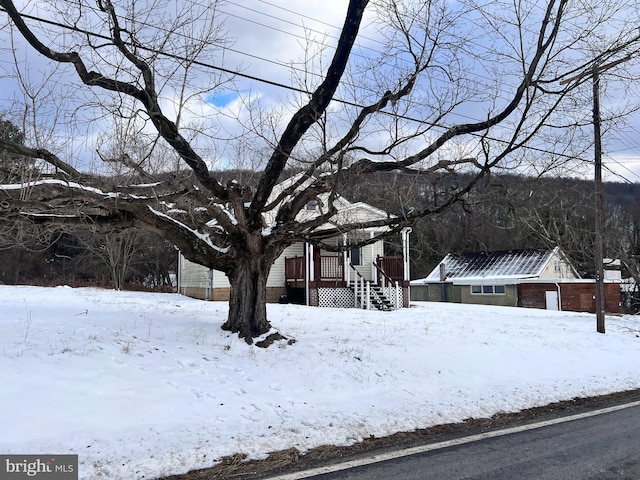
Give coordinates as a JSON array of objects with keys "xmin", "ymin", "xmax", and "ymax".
[{"xmin": 545, "ymin": 290, "xmax": 559, "ymax": 310}]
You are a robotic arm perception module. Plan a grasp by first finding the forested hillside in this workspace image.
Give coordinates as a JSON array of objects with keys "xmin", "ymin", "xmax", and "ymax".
[{"xmin": 348, "ymin": 171, "xmax": 640, "ymax": 282}]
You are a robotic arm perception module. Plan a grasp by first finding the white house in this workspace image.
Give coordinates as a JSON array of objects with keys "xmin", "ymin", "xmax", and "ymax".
[{"xmin": 177, "ymin": 175, "xmax": 411, "ymax": 310}]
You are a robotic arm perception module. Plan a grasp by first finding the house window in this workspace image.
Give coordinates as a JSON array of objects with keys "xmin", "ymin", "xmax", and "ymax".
[
  {"xmin": 350, "ymin": 246, "xmax": 362, "ymax": 266},
  {"xmin": 471, "ymin": 285, "xmax": 506, "ymax": 295}
]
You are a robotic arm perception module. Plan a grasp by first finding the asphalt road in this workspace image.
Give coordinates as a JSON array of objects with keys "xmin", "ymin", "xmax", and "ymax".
[{"xmin": 276, "ymin": 402, "xmax": 640, "ymax": 480}]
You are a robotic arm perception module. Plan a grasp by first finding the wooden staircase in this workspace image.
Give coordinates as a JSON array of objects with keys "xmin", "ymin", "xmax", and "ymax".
[
  {"xmin": 349, "ymin": 272, "xmax": 401, "ymax": 311},
  {"xmin": 368, "ymin": 285, "xmax": 396, "ymax": 311}
]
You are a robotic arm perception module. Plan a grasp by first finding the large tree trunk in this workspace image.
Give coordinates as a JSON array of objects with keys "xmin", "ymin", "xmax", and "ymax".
[{"xmin": 222, "ymin": 252, "xmax": 273, "ymax": 344}]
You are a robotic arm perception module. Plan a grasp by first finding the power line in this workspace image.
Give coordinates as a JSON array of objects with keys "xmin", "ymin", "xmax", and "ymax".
[
  {"xmin": 0, "ymin": 6, "xmax": 506, "ymax": 125},
  {"xmin": 221, "ymin": 0, "xmax": 388, "ymax": 55},
  {"xmin": 4, "ymin": 0, "xmax": 551, "ymax": 115},
  {"xmin": 1, "ymin": 4, "xmax": 639, "ymax": 175},
  {"xmin": 7, "ymin": 0, "xmax": 636, "ymax": 126}
]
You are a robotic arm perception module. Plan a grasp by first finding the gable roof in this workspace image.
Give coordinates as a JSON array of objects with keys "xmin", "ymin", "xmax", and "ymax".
[
  {"xmin": 198, "ymin": 174, "xmax": 392, "ymax": 242},
  {"xmin": 421, "ymin": 247, "xmax": 565, "ymax": 282},
  {"xmin": 266, "ymin": 173, "xmax": 391, "ymax": 232}
]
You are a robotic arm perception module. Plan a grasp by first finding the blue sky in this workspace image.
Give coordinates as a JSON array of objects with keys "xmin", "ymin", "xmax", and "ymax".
[{"xmin": 205, "ymin": 91, "xmax": 239, "ymax": 108}]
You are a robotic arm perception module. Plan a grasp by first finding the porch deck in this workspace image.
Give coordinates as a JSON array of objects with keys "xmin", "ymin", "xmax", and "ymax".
[{"xmin": 285, "ymin": 255, "xmax": 406, "ymax": 287}]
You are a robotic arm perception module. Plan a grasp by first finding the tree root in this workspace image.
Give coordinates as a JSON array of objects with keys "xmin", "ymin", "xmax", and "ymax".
[{"xmin": 255, "ymin": 332, "xmax": 296, "ymax": 348}]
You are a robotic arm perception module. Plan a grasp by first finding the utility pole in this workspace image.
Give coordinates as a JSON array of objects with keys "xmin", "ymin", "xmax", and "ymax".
[
  {"xmin": 592, "ymin": 65, "xmax": 606, "ymax": 333},
  {"xmin": 561, "ymin": 55, "xmax": 632, "ymax": 333}
]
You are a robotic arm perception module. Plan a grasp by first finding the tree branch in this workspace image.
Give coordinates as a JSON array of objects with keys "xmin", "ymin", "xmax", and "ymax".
[
  {"xmin": 0, "ymin": 0, "xmax": 229, "ymax": 200},
  {"xmin": 250, "ymin": 0, "xmax": 369, "ymax": 221}
]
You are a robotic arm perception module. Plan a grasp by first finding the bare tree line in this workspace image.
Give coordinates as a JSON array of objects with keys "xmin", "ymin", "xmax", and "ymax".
[{"xmin": 3, "ymin": 151, "xmax": 640, "ymax": 304}]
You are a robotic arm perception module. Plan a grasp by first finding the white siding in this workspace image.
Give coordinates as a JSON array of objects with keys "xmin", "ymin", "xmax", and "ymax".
[
  {"xmin": 353, "ymin": 239, "xmax": 384, "ymax": 281},
  {"xmin": 179, "ymin": 254, "xmax": 211, "ymax": 289},
  {"xmin": 180, "ymin": 242, "xmax": 307, "ymax": 289},
  {"xmin": 212, "ymin": 269, "xmax": 230, "ymax": 288},
  {"xmin": 539, "ymin": 251, "xmax": 580, "ymax": 279},
  {"xmin": 321, "ymin": 235, "xmax": 385, "ymax": 282}
]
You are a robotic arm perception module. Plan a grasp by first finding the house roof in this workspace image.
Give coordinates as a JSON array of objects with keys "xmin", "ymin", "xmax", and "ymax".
[
  {"xmin": 197, "ymin": 174, "xmax": 393, "ymax": 243},
  {"xmin": 419, "ymin": 247, "xmax": 562, "ymax": 283},
  {"xmin": 266, "ymin": 173, "xmax": 392, "ymax": 233}
]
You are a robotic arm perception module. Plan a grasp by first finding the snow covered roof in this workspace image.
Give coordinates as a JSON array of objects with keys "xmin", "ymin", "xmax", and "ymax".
[
  {"xmin": 419, "ymin": 248, "xmax": 561, "ymax": 283},
  {"xmin": 266, "ymin": 173, "xmax": 391, "ymax": 231}
]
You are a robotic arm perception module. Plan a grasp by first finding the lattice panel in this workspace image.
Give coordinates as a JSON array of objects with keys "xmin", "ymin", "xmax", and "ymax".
[{"xmin": 318, "ymin": 287, "xmax": 355, "ymax": 308}]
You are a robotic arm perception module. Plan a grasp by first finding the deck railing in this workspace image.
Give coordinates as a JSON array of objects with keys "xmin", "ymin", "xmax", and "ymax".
[
  {"xmin": 319, "ymin": 255, "xmax": 344, "ymax": 280},
  {"xmin": 285, "ymin": 256, "xmax": 305, "ymax": 281},
  {"xmin": 376, "ymin": 256, "xmax": 404, "ymax": 283},
  {"xmin": 285, "ymin": 255, "xmax": 345, "ymax": 282},
  {"xmin": 285, "ymin": 254, "xmax": 404, "ymax": 309},
  {"xmin": 373, "ymin": 261, "xmax": 400, "ymax": 309},
  {"xmin": 350, "ymin": 263, "xmax": 370, "ymax": 309}
]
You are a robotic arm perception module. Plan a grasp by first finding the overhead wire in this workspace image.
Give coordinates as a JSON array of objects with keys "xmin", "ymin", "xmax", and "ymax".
[
  {"xmin": 3, "ymin": 0, "xmax": 560, "ymax": 117},
  {"xmin": 1, "ymin": 2, "xmax": 639, "ymax": 179},
  {"xmin": 217, "ymin": 1, "xmax": 640, "ymax": 158},
  {"xmin": 215, "ymin": 2, "xmax": 640, "ymax": 181},
  {"xmin": 0, "ymin": 5, "xmax": 519, "ymax": 130},
  {"xmin": 600, "ymin": 122, "xmax": 640, "ymax": 182}
]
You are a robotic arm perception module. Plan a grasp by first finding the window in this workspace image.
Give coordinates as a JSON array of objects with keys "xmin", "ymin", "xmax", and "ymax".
[
  {"xmin": 350, "ymin": 246, "xmax": 362, "ymax": 266},
  {"xmin": 470, "ymin": 285, "xmax": 506, "ymax": 295}
]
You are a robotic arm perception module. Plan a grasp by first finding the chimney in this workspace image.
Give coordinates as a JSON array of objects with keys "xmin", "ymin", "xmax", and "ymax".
[{"xmin": 439, "ymin": 263, "xmax": 446, "ymax": 281}]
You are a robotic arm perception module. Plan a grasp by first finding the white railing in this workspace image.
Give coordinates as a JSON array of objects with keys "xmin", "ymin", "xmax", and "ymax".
[
  {"xmin": 374, "ymin": 259, "xmax": 403, "ymax": 310},
  {"xmin": 350, "ymin": 263, "xmax": 402, "ymax": 310},
  {"xmin": 351, "ymin": 265, "xmax": 370, "ymax": 309}
]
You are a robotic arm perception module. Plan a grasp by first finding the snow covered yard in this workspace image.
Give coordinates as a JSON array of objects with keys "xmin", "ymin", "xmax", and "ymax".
[{"xmin": 1, "ymin": 285, "xmax": 639, "ymax": 479}]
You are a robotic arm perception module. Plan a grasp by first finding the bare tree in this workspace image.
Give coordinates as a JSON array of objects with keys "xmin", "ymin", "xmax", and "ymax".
[
  {"xmin": 74, "ymin": 228, "xmax": 142, "ymax": 290},
  {"xmin": 1, "ymin": 0, "xmax": 640, "ymax": 343}
]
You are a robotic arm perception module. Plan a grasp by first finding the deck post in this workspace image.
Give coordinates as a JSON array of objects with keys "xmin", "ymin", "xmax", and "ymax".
[
  {"xmin": 402, "ymin": 228, "xmax": 412, "ymax": 308},
  {"xmin": 366, "ymin": 282, "xmax": 371, "ymax": 310},
  {"xmin": 354, "ymin": 270, "xmax": 359, "ymax": 308}
]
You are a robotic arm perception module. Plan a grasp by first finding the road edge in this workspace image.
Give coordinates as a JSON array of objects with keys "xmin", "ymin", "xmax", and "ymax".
[{"xmin": 160, "ymin": 388, "xmax": 640, "ymax": 480}]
